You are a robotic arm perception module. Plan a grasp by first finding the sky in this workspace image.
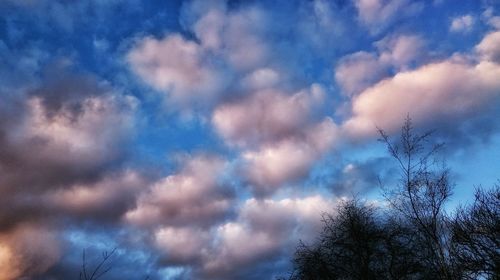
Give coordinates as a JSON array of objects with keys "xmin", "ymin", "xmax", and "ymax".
[{"xmin": 0, "ymin": 0, "xmax": 499, "ymax": 279}]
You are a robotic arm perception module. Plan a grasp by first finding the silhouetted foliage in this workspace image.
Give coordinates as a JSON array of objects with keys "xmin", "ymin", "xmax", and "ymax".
[
  {"xmin": 291, "ymin": 200, "xmax": 382, "ymax": 279},
  {"xmin": 451, "ymin": 185, "xmax": 500, "ymax": 279},
  {"xmin": 286, "ymin": 117, "xmax": 500, "ymax": 280},
  {"xmin": 288, "ymin": 200, "xmax": 438, "ymax": 280},
  {"xmin": 289, "ymin": 200, "xmax": 429, "ymax": 280}
]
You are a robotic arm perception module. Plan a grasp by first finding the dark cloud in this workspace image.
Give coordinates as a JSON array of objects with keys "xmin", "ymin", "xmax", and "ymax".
[
  {"xmin": 0, "ymin": 64, "xmax": 136, "ymax": 193},
  {"xmin": 0, "ymin": 62, "xmax": 139, "ymax": 277}
]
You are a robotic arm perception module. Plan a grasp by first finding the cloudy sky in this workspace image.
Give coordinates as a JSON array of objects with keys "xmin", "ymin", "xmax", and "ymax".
[{"xmin": 1, "ymin": 0, "xmax": 499, "ymax": 279}]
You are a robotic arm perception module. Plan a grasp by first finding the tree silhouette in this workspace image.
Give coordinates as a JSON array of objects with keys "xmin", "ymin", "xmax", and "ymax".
[
  {"xmin": 79, "ymin": 247, "xmax": 117, "ymax": 280},
  {"xmin": 451, "ymin": 185, "xmax": 500, "ymax": 279},
  {"xmin": 290, "ymin": 200, "xmax": 384, "ymax": 280},
  {"xmin": 286, "ymin": 117, "xmax": 500, "ymax": 280},
  {"xmin": 378, "ymin": 116, "xmax": 455, "ymax": 279},
  {"xmin": 78, "ymin": 247, "xmax": 151, "ymax": 280}
]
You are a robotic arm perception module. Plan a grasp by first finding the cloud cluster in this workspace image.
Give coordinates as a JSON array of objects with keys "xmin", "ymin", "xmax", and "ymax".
[
  {"xmin": 0, "ymin": 65, "xmax": 140, "ymax": 277},
  {"xmin": 354, "ymin": 0, "xmax": 424, "ymax": 34},
  {"xmin": 204, "ymin": 195, "xmax": 334, "ymax": 278},
  {"xmin": 127, "ymin": 34, "xmax": 228, "ymax": 107},
  {"xmin": 44, "ymin": 170, "xmax": 146, "ymax": 222},
  {"xmin": 212, "ymin": 86, "xmax": 326, "ymax": 147},
  {"xmin": 120, "ymin": 153, "xmax": 335, "ymax": 278},
  {"xmin": 212, "ymin": 85, "xmax": 338, "ymax": 194},
  {"xmin": 3, "ymin": 0, "xmax": 500, "ymax": 279},
  {"xmin": 150, "ymin": 195, "xmax": 334, "ymax": 279},
  {"xmin": 127, "ymin": 0, "xmax": 272, "ymax": 109},
  {"xmin": 335, "ymin": 34, "xmax": 425, "ymax": 97},
  {"xmin": 129, "ymin": 0, "xmax": 342, "ymax": 195},
  {"xmin": 125, "ymin": 155, "xmax": 233, "ymax": 228},
  {"xmin": 241, "ymin": 118, "xmax": 338, "ymax": 194},
  {"xmin": 482, "ymin": 7, "xmax": 500, "ymax": 30},
  {"xmin": 343, "ymin": 31, "xmax": 500, "ymax": 138}
]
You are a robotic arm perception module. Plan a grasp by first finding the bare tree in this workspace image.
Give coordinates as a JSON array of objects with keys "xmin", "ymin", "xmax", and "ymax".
[
  {"xmin": 451, "ymin": 185, "xmax": 500, "ymax": 279},
  {"xmin": 288, "ymin": 199, "xmax": 435, "ymax": 280},
  {"xmin": 79, "ymin": 247, "xmax": 116, "ymax": 280},
  {"xmin": 285, "ymin": 117, "xmax": 499, "ymax": 280},
  {"xmin": 378, "ymin": 116, "xmax": 455, "ymax": 279},
  {"xmin": 290, "ymin": 200, "xmax": 384, "ymax": 280}
]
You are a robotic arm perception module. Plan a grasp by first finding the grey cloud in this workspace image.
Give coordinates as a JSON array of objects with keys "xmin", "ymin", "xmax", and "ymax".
[
  {"xmin": 0, "ymin": 63, "xmax": 138, "ymax": 233},
  {"xmin": 125, "ymin": 154, "xmax": 234, "ymax": 229}
]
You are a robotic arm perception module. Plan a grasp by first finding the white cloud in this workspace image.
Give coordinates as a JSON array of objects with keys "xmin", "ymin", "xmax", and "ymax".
[
  {"xmin": 354, "ymin": 0, "xmax": 423, "ymax": 34},
  {"xmin": 450, "ymin": 15, "xmax": 475, "ymax": 33}
]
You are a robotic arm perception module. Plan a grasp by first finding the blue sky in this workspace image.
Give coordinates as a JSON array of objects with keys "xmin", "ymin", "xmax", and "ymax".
[{"xmin": 1, "ymin": 0, "xmax": 499, "ymax": 279}]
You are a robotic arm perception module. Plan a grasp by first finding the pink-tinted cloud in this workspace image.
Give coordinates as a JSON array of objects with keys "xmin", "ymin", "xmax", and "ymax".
[
  {"xmin": 154, "ymin": 226, "xmax": 211, "ymax": 265},
  {"xmin": 344, "ymin": 53, "xmax": 500, "ymax": 138},
  {"xmin": 476, "ymin": 31, "xmax": 500, "ymax": 63},
  {"xmin": 212, "ymin": 85, "xmax": 325, "ymax": 147},
  {"xmin": 241, "ymin": 68, "xmax": 281, "ymax": 91},
  {"xmin": 14, "ymin": 94, "xmax": 136, "ymax": 168},
  {"xmin": 190, "ymin": 1, "xmax": 227, "ymax": 51},
  {"xmin": 222, "ymin": 8, "xmax": 269, "ymax": 71},
  {"xmin": 0, "ymin": 224, "xmax": 61, "ymax": 280},
  {"xmin": 127, "ymin": 34, "xmax": 227, "ymax": 107},
  {"xmin": 354, "ymin": 0, "xmax": 423, "ymax": 34},
  {"xmin": 44, "ymin": 170, "xmax": 145, "ymax": 221},
  {"xmin": 335, "ymin": 34, "xmax": 425, "ymax": 96},
  {"xmin": 202, "ymin": 195, "xmax": 334, "ymax": 277},
  {"xmin": 335, "ymin": 51, "xmax": 388, "ymax": 96},
  {"xmin": 212, "ymin": 83, "xmax": 338, "ymax": 193},
  {"xmin": 242, "ymin": 119, "xmax": 338, "ymax": 194},
  {"xmin": 125, "ymin": 155, "xmax": 233, "ymax": 228},
  {"xmin": 376, "ymin": 34, "xmax": 425, "ymax": 68},
  {"xmin": 0, "ymin": 70, "xmax": 138, "ymax": 230},
  {"xmin": 135, "ymin": 193, "xmax": 335, "ymax": 278},
  {"xmin": 183, "ymin": 0, "xmax": 270, "ymax": 71}
]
